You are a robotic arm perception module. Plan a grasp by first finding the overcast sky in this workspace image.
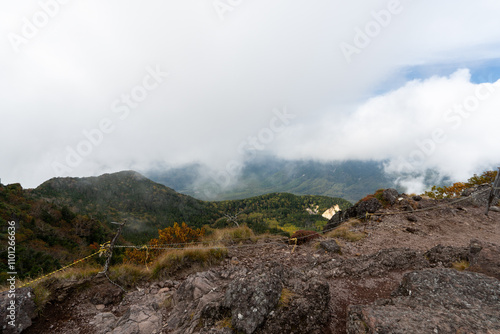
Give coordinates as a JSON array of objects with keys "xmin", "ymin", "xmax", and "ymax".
[{"xmin": 1, "ymin": 0, "xmax": 500, "ymax": 192}]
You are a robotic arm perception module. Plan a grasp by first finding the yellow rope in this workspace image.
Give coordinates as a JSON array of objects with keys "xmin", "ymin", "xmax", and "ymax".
[
  {"xmin": 8, "ymin": 241, "xmax": 111, "ymax": 291},
  {"xmin": 290, "ymin": 238, "xmax": 298, "ymax": 253}
]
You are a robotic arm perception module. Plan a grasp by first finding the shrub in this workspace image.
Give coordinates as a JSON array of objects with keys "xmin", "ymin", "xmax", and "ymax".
[
  {"xmin": 451, "ymin": 260, "xmax": 470, "ymax": 271},
  {"xmin": 290, "ymin": 230, "xmax": 321, "ymax": 245},
  {"xmin": 108, "ymin": 263, "xmax": 149, "ymax": 288},
  {"xmin": 278, "ymin": 288, "xmax": 296, "ymax": 308},
  {"xmin": 125, "ymin": 222, "xmax": 205, "ymax": 264},
  {"xmin": 205, "ymin": 225, "xmax": 254, "ymax": 245},
  {"xmin": 325, "ymin": 226, "xmax": 366, "ymax": 242},
  {"xmin": 151, "ymin": 246, "xmax": 227, "ymax": 279},
  {"xmin": 424, "ymin": 170, "xmax": 498, "ymax": 199}
]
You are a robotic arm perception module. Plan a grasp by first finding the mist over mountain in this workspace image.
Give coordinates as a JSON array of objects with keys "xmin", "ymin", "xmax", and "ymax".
[{"xmin": 145, "ymin": 158, "xmax": 399, "ymax": 203}]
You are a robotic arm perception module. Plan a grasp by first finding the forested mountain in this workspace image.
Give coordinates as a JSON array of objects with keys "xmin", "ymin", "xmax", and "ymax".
[
  {"xmin": 31, "ymin": 171, "xmax": 351, "ymax": 241},
  {"xmin": 1, "ymin": 171, "xmax": 350, "ymax": 279},
  {"xmin": 33, "ymin": 171, "xmax": 212, "ymax": 241},
  {"xmin": 146, "ymin": 158, "xmax": 395, "ymax": 203},
  {"xmin": 0, "ymin": 183, "xmax": 113, "ymax": 281}
]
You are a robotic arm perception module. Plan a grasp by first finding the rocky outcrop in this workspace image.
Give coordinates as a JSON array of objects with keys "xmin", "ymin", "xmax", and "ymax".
[
  {"xmin": 424, "ymin": 244, "xmax": 469, "ymax": 267},
  {"xmin": 347, "ymin": 268, "xmax": 500, "ymax": 333},
  {"xmin": 325, "ymin": 248, "xmax": 430, "ymax": 278},
  {"xmin": 166, "ymin": 270, "xmax": 222, "ymax": 334},
  {"xmin": 468, "ymin": 239, "xmax": 500, "ymax": 280},
  {"xmin": 90, "ymin": 284, "xmax": 165, "ymax": 334},
  {"xmin": 222, "ymin": 263, "xmax": 284, "ymax": 334},
  {"xmin": 322, "ymin": 205, "xmax": 341, "ymax": 220},
  {"xmin": 462, "ymin": 184, "xmax": 497, "ymax": 206},
  {"xmin": 0, "ymin": 287, "xmax": 36, "ymax": 334},
  {"xmin": 323, "ymin": 190, "xmax": 393, "ymax": 232},
  {"xmin": 256, "ymin": 279, "xmax": 330, "ymax": 334},
  {"xmin": 381, "ymin": 188, "xmax": 399, "ymax": 206},
  {"xmin": 319, "ymin": 239, "xmax": 341, "ymax": 254}
]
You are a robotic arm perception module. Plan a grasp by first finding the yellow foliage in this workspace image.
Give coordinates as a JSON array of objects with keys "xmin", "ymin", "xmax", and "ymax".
[
  {"xmin": 424, "ymin": 170, "xmax": 498, "ymax": 199},
  {"xmin": 125, "ymin": 222, "xmax": 205, "ymax": 265}
]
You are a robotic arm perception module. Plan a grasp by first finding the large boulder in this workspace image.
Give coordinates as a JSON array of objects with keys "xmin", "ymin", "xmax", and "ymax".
[
  {"xmin": 347, "ymin": 268, "xmax": 500, "ymax": 333},
  {"xmin": 356, "ymin": 198, "xmax": 383, "ymax": 216},
  {"xmin": 319, "ymin": 239, "xmax": 341, "ymax": 254},
  {"xmin": 166, "ymin": 270, "xmax": 223, "ymax": 334},
  {"xmin": 256, "ymin": 279, "xmax": 330, "ymax": 334},
  {"xmin": 0, "ymin": 287, "xmax": 36, "ymax": 334},
  {"xmin": 467, "ymin": 239, "xmax": 500, "ymax": 280},
  {"xmin": 382, "ymin": 188, "xmax": 399, "ymax": 205},
  {"xmin": 324, "ymin": 197, "xmax": 382, "ymax": 232},
  {"xmin": 223, "ymin": 263, "xmax": 284, "ymax": 334},
  {"xmin": 424, "ymin": 244, "xmax": 469, "ymax": 267}
]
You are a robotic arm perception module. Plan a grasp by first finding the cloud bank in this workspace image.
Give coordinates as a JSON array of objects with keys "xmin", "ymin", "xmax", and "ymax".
[{"xmin": 1, "ymin": 0, "xmax": 500, "ymax": 191}]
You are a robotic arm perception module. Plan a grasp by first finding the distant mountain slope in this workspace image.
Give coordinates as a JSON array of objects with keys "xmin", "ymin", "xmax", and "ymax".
[
  {"xmin": 33, "ymin": 171, "xmax": 213, "ymax": 241},
  {"xmin": 146, "ymin": 158, "xmax": 395, "ymax": 203},
  {"xmin": 33, "ymin": 171, "xmax": 351, "ymax": 242}
]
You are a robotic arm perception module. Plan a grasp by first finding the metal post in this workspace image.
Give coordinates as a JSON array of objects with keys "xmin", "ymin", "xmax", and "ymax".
[
  {"xmin": 100, "ymin": 222, "xmax": 125, "ymax": 274},
  {"xmin": 485, "ymin": 167, "xmax": 500, "ymax": 215}
]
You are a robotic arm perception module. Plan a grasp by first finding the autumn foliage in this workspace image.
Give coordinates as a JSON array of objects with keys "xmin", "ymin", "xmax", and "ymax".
[
  {"xmin": 424, "ymin": 170, "xmax": 498, "ymax": 199},
  {"xmin": 290, "ymin": 230, "xmax": 321, "ymax": 245},
  {"xmin": 125, "ymin": 222, "xmax": 205, "ymax": 265}
]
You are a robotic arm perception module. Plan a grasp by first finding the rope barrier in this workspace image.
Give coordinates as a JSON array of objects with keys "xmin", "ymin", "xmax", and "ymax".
[
  {"xmin": 2, "ymin": 187, "xmax": 492, "ymax": 294},
  {"xmin": 365, "ymin": 187, "xmax": 492, "ymax": 218},
  {"xmin": 0, "ymin": 242, "xmax": 111, "ymax": 293}
]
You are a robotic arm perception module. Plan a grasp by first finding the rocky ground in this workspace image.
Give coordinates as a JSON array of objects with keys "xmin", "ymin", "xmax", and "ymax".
[{"xmin": 3, "ymin": 187, "xmax": 500, "ymax": 334}]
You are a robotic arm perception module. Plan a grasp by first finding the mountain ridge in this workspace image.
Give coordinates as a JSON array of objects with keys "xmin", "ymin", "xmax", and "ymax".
[{"xmin": 145, "ymin": 158, "xmax": 398, "ymax": 203}]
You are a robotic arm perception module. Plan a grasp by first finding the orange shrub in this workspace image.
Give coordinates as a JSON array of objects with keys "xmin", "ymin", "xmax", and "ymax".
[{"xmin": 125, "ymin": 222, "xmax": 205, "ymax": 265}]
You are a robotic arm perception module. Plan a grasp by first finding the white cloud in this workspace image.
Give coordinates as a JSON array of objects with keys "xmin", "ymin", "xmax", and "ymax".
[
  {"xmin": 277, "ymin": 69, "xmax": 500, "ymax": 189},
  {"xmin": 1, "ymin": 0, "xmax": 500, "ymax": 188}
]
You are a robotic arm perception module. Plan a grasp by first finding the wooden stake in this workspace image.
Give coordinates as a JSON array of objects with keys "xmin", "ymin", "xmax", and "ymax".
[
  {"xmin": 100, "ymin": 222, "xmax": 125, "ymax": 274},
  {"xmin": 485, "ymin": 167, "xmax": 500, "ymax": 216}
]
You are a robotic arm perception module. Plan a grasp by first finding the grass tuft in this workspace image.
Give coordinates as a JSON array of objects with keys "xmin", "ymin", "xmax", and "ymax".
[
  {"xmin": 325, "ymin": 226, "xmax": 366, "ymax": 242},
  {"xmin": 451, "ymin": 260, "xmax": 470, "ymax": 271},
  {"xmin": 216, "ymin": 317, "xmax": 233, "ymax": 329},
  {"xmin": 151, "ymin": 246, "xmax": 227, "ymax": 280},
  {"xmin": 205, "ymin": 225, "xmax": 255, "ymax": 244},
  {"xmin": 278, "ymin": 288, "xmax": 296, "ymax": 308},
  {"xmin": 32, "ymin": 282, "xmax": 51, "ymax": 315},
  {"xmin": 108, "ymin": 263, "xmax": 149, "ymax": 288}
]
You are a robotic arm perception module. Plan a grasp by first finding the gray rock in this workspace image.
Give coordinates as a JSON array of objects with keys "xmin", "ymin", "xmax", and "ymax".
[
  {"xmin": 90, "ymin": 312, "xmax": 117, "ymax": 334},
  {"xmin": 406, "ymin": 214, "xmax": 418, "ymax": 222},
  {"xmin": 324, "ymin": 196, "xmax": 382, "ymax": 232},
  {"xmin": 0, "ymin": 287, "xmax": 36, "ymax": 334},
  {"xmin": 356, "ymin": 198, "xmax": 382, "ymax": 215},
  {"xmin": 468, "ymin": 239, "xmax": 500, "ymax": 280},
  {"xmin": 256, "ymin": 279, "xmax": 330, "ymax": 334},
  {"xmin": 347, "ymin": 268, "xmax": 500, "ymax": 333},
  {"xmin": 382, "ymin": 188, "xmax": 399, "ymax": 205},
  {"xmin": 319, "ymin": 239, "xmax": 341, "ymax": 254},
  {"xmin": 223, "ymin": 263, "xmax": 284, "ymax": 334},
  {"xmin": 424, "ymin": 244, "xmax": 469, "ymax": 267},
  {"xmin": 327, "ymin": 248, "xmax": 430, "ymax": 278},
  {"xmin": 112, "ymin": 304, "xmax": 162, "ymax": 334},
  {"xmin": 462, "ymin": 184, "xmax": 496, "ymax": 206},
  {"xmin": 167, "ymin": 270, "xmax": 224, "ymax": 334}
]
